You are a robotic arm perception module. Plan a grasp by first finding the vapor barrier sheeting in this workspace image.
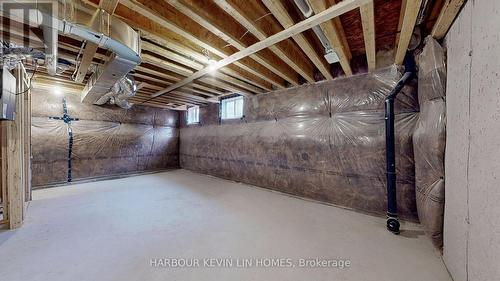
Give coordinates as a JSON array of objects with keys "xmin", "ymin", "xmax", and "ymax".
[
  {"xmin": 31, "ymin": 89, "xmax": 179, "ymax": 187},
  {"xmin": 414, "ymin": 36, "xmax": 447, "ymax": 248},
  {"xmin": 180, "ymin": 66, "xmax": 420, "ymax": 219}
]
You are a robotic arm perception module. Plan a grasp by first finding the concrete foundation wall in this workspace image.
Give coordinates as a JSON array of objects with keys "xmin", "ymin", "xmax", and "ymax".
[{"xmin": 444, "ymin": 0, "xmax": 500, "ymax": 280}]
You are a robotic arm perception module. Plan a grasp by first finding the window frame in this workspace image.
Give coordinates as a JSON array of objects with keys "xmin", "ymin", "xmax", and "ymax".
[
  {"xmin": 220, "ymin": 95, "xmax": 244, "ymax": 120},
  {"xmin": 186, "ymin": 105, "xmax": 199, "ymax": 124}
]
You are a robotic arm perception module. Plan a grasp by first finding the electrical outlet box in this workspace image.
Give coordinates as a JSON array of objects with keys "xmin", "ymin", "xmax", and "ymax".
[{"xmin": 0, "ymin": 67, "xmax": 17, "ymax": 120}]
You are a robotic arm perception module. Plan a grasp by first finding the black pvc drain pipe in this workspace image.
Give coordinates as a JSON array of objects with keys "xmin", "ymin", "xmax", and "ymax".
[{"xmin": 384, "ymin": 55, "xmax": 415, "ymax": 234}]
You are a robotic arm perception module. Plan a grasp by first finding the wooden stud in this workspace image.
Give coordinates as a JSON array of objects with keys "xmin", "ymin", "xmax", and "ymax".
[
  {"xmin": 395, "ymin": 0, "xmax": 407, "ymax": 46},
  {"xmin": 431, "ymin": 0, "xmax": 466, "ymax": 39},
  {"xmin": 5, "ymin": 65, "xmax": 29, "ymax": 229},
  {"xmin": 74, "ymin": 42, "xmax": 99, "ymax": 83},
  {"xmin": 395, "ymin": 0, "xmax": 422, "ymax": 65},
  {"xmin": 360, "ymin": 1, "xmax": 376, "ymax": 71},
  {"xmin": 99, "ymin": 0, "xmax": 120, "ymax": 14},
  {"xmin": 22, "ymin": 64, "xmax": 31, "ymax": 202}
]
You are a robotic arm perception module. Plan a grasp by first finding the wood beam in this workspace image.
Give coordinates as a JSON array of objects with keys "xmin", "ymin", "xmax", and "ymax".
[
  {"xmin": 152, "ymin": 0, "xmax": 369, "ymax": 98},
  {"xmin": 142, "ymin": 53, "xmax": 252, "ymax": 96},
  {"xmin": 309, "ymin": 0, "xmax": 353, "ymax": 75},
  {"xmin": 99, "ymin": 0, "xmax": 119, "ymax": 14},
  {"xmin": 118, "ymin": 0, "xmax": 286, "ymax": 89},
  {"xmin": 395, "ymin": 0, "xmax": 407, "ymax": 46},
  {"xmin": 135, "ymin": 65, "xmax": 225, "ymax": 96},
  {"xmin": 213, "ymin": 0, "xmax": 315, "ymax": 83},
  {"xmin": 74, "ymin": 42, "xmax": 99, "ymax": 83},
  {"xmin": 140, "ymin": 31, "xmax": 271, "ymax": 91},
  {"xmin": 131, "ymin": 94, "xmax": 203, "ymax": 107},
  {"xmin": 3, "ymin": 65, "xmax": 31, "ymax": 229},
  {"xmin": 395, "ymin": 0, "xmax": 422, "ymax": 65},
  {"xmin": 142, "ymin": 41, "xmax": 264, "ymax": 93},
  {"xmin": 431, "ymin": 0, "xmax": 466, "ymax": 39},
  {"xmin": 360, "ymin": 1, "xmax": 376, "ymax": 71},
  {"xmin": 262, "ymin": 0, "xmax": 334, "ymax": 80},
  {"xmin": 136, "ymin": 82, "xmax": 146, "ymax": 91},
  {"xmin": 165, "ymin": 0, "xmax": 300, "ymax": 86}
]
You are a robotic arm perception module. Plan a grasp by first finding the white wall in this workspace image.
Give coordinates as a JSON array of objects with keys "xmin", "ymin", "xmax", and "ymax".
[{"xmin": 444, "ymin": 0, "xmax": 500, "ymax": 280}]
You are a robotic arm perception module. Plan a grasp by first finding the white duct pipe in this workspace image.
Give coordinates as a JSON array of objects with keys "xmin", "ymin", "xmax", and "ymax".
[
  {"xmin": 59, "ymin": 17, "xmax": 140, "ymax": 64},
  {"xmin": 42, "ymin": 25, "xmax": 58, "ymax": 75},
  {"xmin": 293, "ymin": 0, "xmax": 339, "ymax": 64}
]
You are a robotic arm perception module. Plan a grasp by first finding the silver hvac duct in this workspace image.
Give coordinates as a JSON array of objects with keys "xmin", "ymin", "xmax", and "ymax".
[
  {"xmin": 59, "ymin": 7, "xmax": 141, "ymax": 104},
  {"xmin": 293, "ymin": 0, "xmax": 339, "ymax": 64},
  {"xmin": 94, "ymin": 75, "xmax": 137, "ymax": 109},
  {"xmin": 6, "ymin": 0, "xmax": 141, "ymax": 106}
]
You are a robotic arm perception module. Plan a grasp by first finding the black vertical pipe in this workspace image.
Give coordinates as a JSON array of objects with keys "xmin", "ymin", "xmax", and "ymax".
[{"xmin": 385, "ymin": 55, "xmax": 415, "ymax": 234}]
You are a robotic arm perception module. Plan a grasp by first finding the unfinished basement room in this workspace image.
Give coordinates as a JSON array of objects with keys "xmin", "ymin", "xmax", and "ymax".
[{"xmin": 0, "ymin": 0, "xmax": 498, "ymax": 280}]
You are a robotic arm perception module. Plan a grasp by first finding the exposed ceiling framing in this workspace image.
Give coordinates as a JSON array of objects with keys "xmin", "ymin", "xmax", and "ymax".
[{"xmin": 6, "ymin": 0, "xmax": 461, "ymax": 109}]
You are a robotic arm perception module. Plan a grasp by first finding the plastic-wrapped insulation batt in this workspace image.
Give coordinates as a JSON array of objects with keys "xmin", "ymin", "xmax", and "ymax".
[
  {"xmin": 414, "ymin": 36, "xmax": 447, "ymax": 249},
  {"xmin": 180, "ymin": 66, "xmax": 420, "ymax": 220},
  {"xmin": 31, "ymin": 89, "xmax": 179, "ymax": 187}
]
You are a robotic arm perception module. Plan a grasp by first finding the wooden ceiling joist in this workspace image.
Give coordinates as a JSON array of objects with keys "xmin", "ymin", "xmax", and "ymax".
[
  {"xmin": 118, "ymin": 0, "xmax": 287, "ymax": 89},
  {"xmin": 135, "ymin": 65, "xmax": 223, "ymax": 95},
  {"xmin": 166, "ymin": 0, "xmax": 301, "ymax": 86},
  {"xmin": 142, "ymin": 53, "xmax": 254, "ymax": 96},
  {"xmin": 262, "ymin": 0, "xmax": 334, "ymax": 81},
  {"xmin": 395, "ymin": 0, "xmax": 422, "ymax": 65},
  {"xmin": 99, "ymin": 0, "xmax": 120, "ymax": 14},
  {"xmin": 133, "ymin": 70, "xmax": 219, "ymax": 97},
  {"xmin": 152, "ymin": 0, "xmax": 369, "ymax": 98},
  {"xmin": 308, "ymin": 0, "xmax": 353, "ymax": 76},
  {"xmin": 74, "ymin": 41, "xmax": 99, "ymax": 83},
  {"xmin": 140, "ymin": 31, "xmax": 272, "ymax": 91},
  {"xmin": 395, "ymin": 0, "xmax": 407, "ymax": 46},
  {"xmin": 142, "ymin": 41, "xmax": 264, "ymax": 94},
  {"xmin": 360, "ymin": 1, "xmax": 376, "ymax": 71},
  {"xmin": 431, "ymin": 0, "xmax": 466, "ymax": 39},
  {"xmin": 135, "ymin": 86, "xmax": 211, "ymax": 104},
  {"xmin": 131, "ymin": 95, "xmax": 201, "ymax": 107},
  {"xmin": 26, "ymin": 0, "xmax": 438, "ymax": 108},
  {"xmin": 213, "ymin": 0, "xmax": 316, "ymax": 83}
]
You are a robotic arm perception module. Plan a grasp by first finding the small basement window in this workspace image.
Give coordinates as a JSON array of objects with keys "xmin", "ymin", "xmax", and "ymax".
[
  {"xmin": 221, "ymin": 96, "xmax": 243, "ymax": 120},
  {"xmin": 187, "ymin": 106, "xmax": 199, "ymax": 124}
]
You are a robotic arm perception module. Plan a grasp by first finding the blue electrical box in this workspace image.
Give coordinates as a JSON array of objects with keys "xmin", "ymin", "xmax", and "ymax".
[{"xmin": 0, "ymin": 67, "xmax": 16, "ymax": 120}]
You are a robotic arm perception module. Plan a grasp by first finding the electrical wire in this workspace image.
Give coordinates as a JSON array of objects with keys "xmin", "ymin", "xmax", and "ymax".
[
  {"xmin": 222, "ymin": 12, "xmax": 272, "ymax": 49},
  {"xmin": 15, "ymin": 62, "xmax": 37, "ymax": 95}
]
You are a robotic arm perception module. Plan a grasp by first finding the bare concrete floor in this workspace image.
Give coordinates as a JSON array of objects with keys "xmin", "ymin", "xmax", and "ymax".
[{"xmin": 0, "ymin": 170, "xmax": 451, "ymax": 281}]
